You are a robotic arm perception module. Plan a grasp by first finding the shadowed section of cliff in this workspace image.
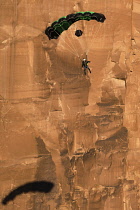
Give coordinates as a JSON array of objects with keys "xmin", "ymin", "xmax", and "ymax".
[
  {"xmin": 95, "ymin": 127, "xmax": 128, "ymax": 153},
  {"xmin": 2, "ymin": 181, "xmax": 54, "ymax": 205}
]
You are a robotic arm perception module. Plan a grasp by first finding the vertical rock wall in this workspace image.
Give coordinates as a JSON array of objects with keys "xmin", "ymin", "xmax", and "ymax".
[{"xmin": 0, "ymin": 0, "xmax": 139, "ymax": 209}]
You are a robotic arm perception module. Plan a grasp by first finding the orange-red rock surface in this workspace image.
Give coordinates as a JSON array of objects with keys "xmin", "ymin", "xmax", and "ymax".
[{"xmin": 0, "ymin": 0, "xmax": 139, "ymax": 209}]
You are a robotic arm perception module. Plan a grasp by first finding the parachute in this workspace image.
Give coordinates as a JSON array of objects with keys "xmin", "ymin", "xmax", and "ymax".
[{"xmin": 45, "ymin": 12, "xmax": 106, "ymax": 40}]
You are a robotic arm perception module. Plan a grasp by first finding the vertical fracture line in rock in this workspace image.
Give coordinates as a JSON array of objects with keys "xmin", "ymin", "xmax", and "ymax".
[
  {"xmin": 27, "ymin": 41, "xmax": 34, "ymax": 86},
  {"xmin": 9, "ymin": 0, "xmax": 18, "ymax": 100},
  {"xmin": 3, "ymin": 46, "xmax": 8, "ymax": 100},
  {"xmin": 60, "ymin": 82, "xmax": 65, "ymax": 120}
]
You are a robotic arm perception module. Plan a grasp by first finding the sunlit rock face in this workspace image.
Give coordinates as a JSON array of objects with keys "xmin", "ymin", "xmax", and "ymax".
[{"xmin": 0, "ymin": 0, "xmax": 139, "ymax": 209}]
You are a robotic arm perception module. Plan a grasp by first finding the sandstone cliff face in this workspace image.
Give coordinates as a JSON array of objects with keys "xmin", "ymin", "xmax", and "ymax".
[{"xmin": 0, "ymin": 0, "xmax": 139, "ymax": 209}]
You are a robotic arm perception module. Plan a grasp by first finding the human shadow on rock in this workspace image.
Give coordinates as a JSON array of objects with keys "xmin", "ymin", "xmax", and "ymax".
[{"xmin": 2, "ymin": 181, "xmax": 54, "ymax": 205}]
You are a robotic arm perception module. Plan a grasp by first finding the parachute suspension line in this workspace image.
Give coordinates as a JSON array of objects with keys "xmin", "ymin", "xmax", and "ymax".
[
  {"xmin": 60, "ymin": 23, "xmax": 82, "ymax": 60},
  {"xmin": 68, "ymin": 26, "xmax": 82, "ymax": 59},
  {"xmin": 73, "ymin": 20, "xmax": 88, "ymax": 60},
  {"xmin": 54, "ymin": 30, "xmax": 79, "ymax": 57},
  {"xmin": 83, "ymin": 20, "xmax": 89, "ymax": 55},
  {"xmin": 85, "ymin": 52, "xmax": 88, "ymax": 61},
  {"xmin": 62, "ymin": 43, "xmax": 80, "ymax": 56},
  {"xmin": 54, "ymin": 28, "xmax": 81, "ymax": 60},
  {"xmin": 73, "ymin": 20, "xmax": 87, "ymax": 57},
  {"xmin": 73, "ymin": 21, "xmax": 83, "ymax": 55}
]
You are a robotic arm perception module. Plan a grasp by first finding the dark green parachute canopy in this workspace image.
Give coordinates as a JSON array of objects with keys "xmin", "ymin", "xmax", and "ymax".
[{"xmin": 45, "ymin": 12, "xmax": 106, "ymax": 39}]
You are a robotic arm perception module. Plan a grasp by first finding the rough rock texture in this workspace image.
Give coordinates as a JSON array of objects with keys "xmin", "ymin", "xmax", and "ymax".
[{"xmin": 0, "ymin": 0, "xmax": 139, "ymax": 209}]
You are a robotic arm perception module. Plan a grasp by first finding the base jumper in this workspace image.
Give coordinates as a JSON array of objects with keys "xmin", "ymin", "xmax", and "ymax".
[{"xmin": 82, "ymin": 59, "xmax": 91, "ymax": 75}]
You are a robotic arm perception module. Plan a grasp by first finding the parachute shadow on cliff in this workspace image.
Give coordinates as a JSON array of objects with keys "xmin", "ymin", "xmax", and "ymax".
[{"xmin": 2, "ymin": 181, "xmax": 54, "ymax": 205}]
